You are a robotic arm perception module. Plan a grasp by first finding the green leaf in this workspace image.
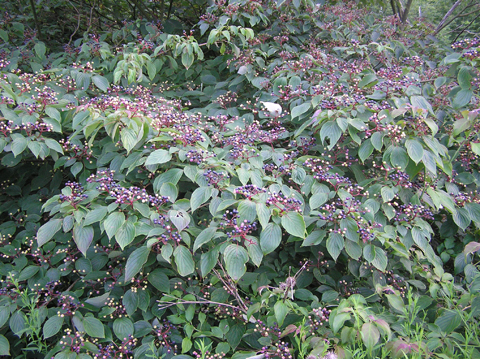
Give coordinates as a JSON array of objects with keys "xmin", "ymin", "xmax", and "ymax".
[
  {"xmin": 453, "ymin": 207, "xmax": 471, "ymax": 231},
  {"xmin": 18, "ymin": 265, "xmax": 39, "ymax": 281},
  {"xmin": 381, "ymin": 186, "xmax": 395, "ymax": 203},
  {"xmin": 410, "ymin": 95, "xmax": 433, "ymax": 115},
  {"xmin": 390, "ymin": 146, "xmax": 409, "ymax": 170},
  {"xmin": 458, "ymin": 66, "xmax": 472, "ymax": 90},
  {"xmin": 364, "ymin": 244, "xmax": 387, "ymax": 271},
  {"xmin": 123, "ymin": 289, "xmax": 138, "ymax": 316},
  {"xmin": 169, "ymin": 210, "xmax": 190, "ymax": 232},
  {"xmin": 104, "ymin": 212, "xmax": 125, "ymax": 239},
  {"xmin": 359, "ymin": 139, "xmax": 374, "ymax": 163},
  {"xmin": 84, "ymin": 206, "xmax": 108, "ymax": 226},
  {"xmin": 256, "ymin": 202, "xmax": 271, "ymax": 228},
  {"xmin": 34, "ymin": 41, "xmax": 46, "ymax": 58},
  {"xmin": 225, "ymin": 324, "xmax": 245, "ymax": 350},
  {"xmin": 73, "ymin": 224, "xmax": 94, "ymax": 256},
  {"xmin": 359, "ymin": 73, "xmax": 377, "ymax": 88},
  {"xmin": 320, "ymin": 121, "xmax": 342, "ymax": 150},
  {"xmin": 11, "ymin": 135, "xmax": 27, "ymax": 157},
  {"xmin": 309, "ymin": 192, "xmax": 329, "ymax": 209},
  {"xmin": 125, "ymin": 246, "xmax": 150, "ymax": 282},
  {"xmin": 291, "ymin": 102, "xmax": 310, "ymax": 119},
  {"xmin": 83, "ymin": 317, "xmax": 105, "ymax": 338},
  {"xmin": 145, "ymin": 149, "xmax": 172, "ymax": 166},
  {"xmin": 274, "ymin": 301, "xmax": 289, "ymax": 326},
  {"xmin": 193, "ymin": 227, "xmax": 216, "ymax": 252},
  {"xmin": 386, "ymin": 294, "xmax": 405, "ymax": 314},
  {"xmin": 190, "ymin": 187, "xmax": 212, "ymax": 212},
  {"xmin": 465, "ymin": 203, "xmax": 480, "ymax": 224},
  {"xmin": 281, "ymin": 212, "xmax": 305, "ymax": 238},
  {"xmin": 115, "ymin": 220, "xmax": 136, "ymax": 249},
  {"xmin": 45, "ymin": 138, "xmax": 64, "ymax": 154},
  {"xmin": 200, "ymin": 249, "xmax": 219, "ymax": 277},
  {"xmin": 0, "ymin": 29, "xmax": 8, "ymax": 42},
  {"xmin": 238, "ymin": 200, "xmax": 257, "ymax": 223},
  {"xmin": 471, "ymin": 143, "xmax": 480, "ymax": 156},
  {"xmin": 9, "ymin": 311, "xmax": 26, "ymax": 337},
  {"xmin": 302, "ymin": 230, "xmax": 326, "ymax": 246},
  {"xmin": 246, "ymin": 236, "xmax": 263, "ymax": 267},
  {"xmin": 161, "ymin": 182, "xmax": 179, "ymax": 202},
  {"xmin": 37, "ymin": 219, "xmax": 62, "ymax": 247},
  {"xmin": 371, "ymin": 132, "xmax": 384, "ymax": 151},
  {"xmin": 260, "ymin": 223, "xmax": 282, "ymax": 254},
  {"xmin": 331, "ymin": 311, "xmax": 350, "ymax": 334},
  {"xmin": 224, "ymin": 244, "xmax": 248, "ymax": 281},
  {"xmin": 361, "ymin": 322, "xmax": 380, "ymax": 351},
  {"xmin": 405, "ymin": 139, "xmax": 424, "ymax": 164},
  {"xmin": 121, "ymin": 128, "xmax": 139, "ymax": 154},
  {"xmin": 92, "ymin": 75, "xmax": 109, "ymax": 91},
  {"xmin": 326, "ymin": 232, "xmax": 344, "ymax": 261},
  {"xmin": 0, "ymin": 306, "xmax": 10, "ymax": 328},
  {"xmin": 174, "ymin": 245, "xmax": 195, "ymax": 276},
  {"xmin": 345, "ymin": 239, "xmax": 362, "ymax": 260},
  {"xmin": 0, "ymin": 335, "xmax": 10, "ymax": 356},
  {"xmin": 148, "ymin": 269, "xmax": 170, "ymax": 292},
  {"xmin": 435, "ymin": 310, "xmax": 461, "ymax": 334},
  {"xmin": 453, "ymin": 89, "xmax": 473, "ymax": 108},
  {"xmin": 113, "ymin": 317, "xmax": 134, "ymax": 340},
  {"xmin": 43, "ymin": 315, "xmax": 64, "ymax": 339}
]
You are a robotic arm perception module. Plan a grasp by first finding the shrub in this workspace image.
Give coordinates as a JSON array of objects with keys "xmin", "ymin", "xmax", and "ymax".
[{"xmin": 0, "ymin": 1, "xmax": 479, "ymax": 358}]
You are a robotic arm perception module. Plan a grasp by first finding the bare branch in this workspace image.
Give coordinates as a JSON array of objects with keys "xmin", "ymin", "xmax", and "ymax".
[
  {"xmin": 157, "ymin": 296, "xmax": 244, "ymax": 312},
  {"xmin": 433, "ymin": 0, "xmax": 478, "ymax": 34},
  {"xmin": 66, "ymin": 0, "xmax": 81, "ymax": 45},
  {"xmin": 452, "ymin": 11, "xmax": 480, "ymax": 43}
]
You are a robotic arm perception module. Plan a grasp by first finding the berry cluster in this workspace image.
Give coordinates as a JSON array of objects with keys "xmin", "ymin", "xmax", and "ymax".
[
  {"xmin": 203, "ymin": 169, "xmax": 229, "ymax": 188},
  {"xmin": 393, "ymin": 203, "xmax": 435, "ymax": 223},
  {"xmin": 59, "ymin": 182, "xmax": 88, "ymax": 207},
  {"xmin": 307, "ymin": 307, "xmax": 331, "ymax": 331},
  {"xmin": 153, "ymin": 215, "xmax": 182, "ymax": 244},
  {"xmin": 220, "ymin": 209, "xmax": 258, "ymax": 241},
  {"xmin": 94, "ymin": 336, "xmax": 138, "ymax": 358},
  {"xmin": 266, "ymin": 191, "xmax": 303, "ymax": 214},
  {"xmin": 87, "ymin": 171, "xmax": 170, "ymax": 209},
  {"xmin": 234, "ymin": 184, "xmax": 267, "ymax": 199},
  {"xmin": 153, "ymin": 320, "xmax": 179, "ymax": 354},
  {"xmin": 57, "ymin": 294, "xmax": 84, "ymax": 317}
]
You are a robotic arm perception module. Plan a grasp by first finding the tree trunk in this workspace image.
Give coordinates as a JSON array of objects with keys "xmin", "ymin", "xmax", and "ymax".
[{"xmin": 400, "ymin": 0, "xmax": 413, "ymax": 23}]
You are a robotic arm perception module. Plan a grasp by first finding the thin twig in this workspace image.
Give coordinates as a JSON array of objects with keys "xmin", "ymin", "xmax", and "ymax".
[
  {"xmin": 157, "ymin": 295, "xmax": 243, "ymax": 311},
  {"xmin": 213, "ymin": 263, "xmax": 248, "ymax": 312},
  {"xmin": 67, "ymin": 0, "xmax": 82, "ymax": 45}
]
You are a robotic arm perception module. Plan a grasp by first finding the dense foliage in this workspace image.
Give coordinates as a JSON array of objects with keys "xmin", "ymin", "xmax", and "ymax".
[{"xmin": 0, "ymin": 1, "xmax": 480, "ymax": 358}]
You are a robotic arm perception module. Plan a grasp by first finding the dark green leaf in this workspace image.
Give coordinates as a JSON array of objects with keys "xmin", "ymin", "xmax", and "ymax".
[
  {"xmin": 326, "ymin": 232, "xmax": 344, "ymax": 261},
  {"xmin": 73, "ymin": 224, "xmax": 94, "ymax": 256},
  {"xmin": 83, "ymin": 317, "xmax": 105, "ymax": 338},
  {"xmin": 37, "ymin": 219, "xmax": 62, "ymax": 247},
  {"xmin": 0, "ymin": 335, "xmax": 9, "ymax": 356},
  {"xmin": 148, "ymin": 269, "xmax": 170, "ymax": 293},
  {"xmin": 125, "ymin": 246, "xmax": 150, "ymax": 282},
  {"xmin": 260, "ymin": 223, "xmax": 282, "ymax": 254},
  {"xmin": 174, "ymin": 245, "xmax": 195, "ymax": 276},
  {"xmin": 193, "ymin": 227, "xmax": 216, "ymax": 252},
  {"xmin": 43, "ymin": 316, "xmax": 64, "ymax": 339},
  {"xmin": 113, "ymin": 317, "xmax": 134, "ymax": 340},
  {"xmin": 145, "ymin": 149, "xmax": 172, "ymax": 166},
  {"xmin": 224, "ymin": 244, "xmax": 248, "ymax": 281},
  {"xmin": 281, "ymin": 212, "xmax": 305, "ymax": 238},
  {"xmin": 104, "ymin": 212, "xmax": 125, "ymax": 239}
]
